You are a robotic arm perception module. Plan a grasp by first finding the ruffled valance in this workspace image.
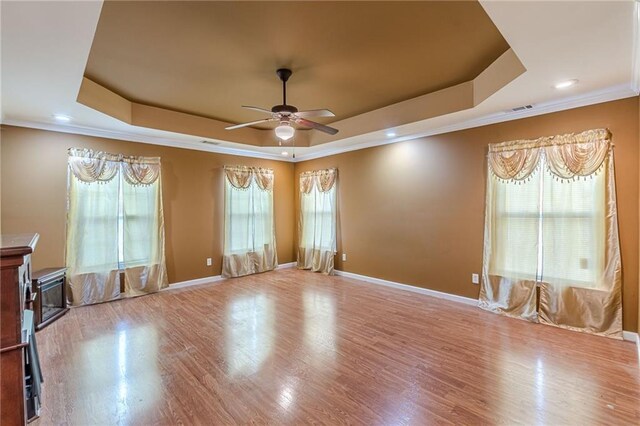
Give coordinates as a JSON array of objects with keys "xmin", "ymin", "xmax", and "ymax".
[
  {"xmin": 300, "ymin": 168, "xmax": 338, "ymax": 194},
  {"xmin": 68, "ymin": 148, "xmax": 119, "ymax": 183},
  {"xmin": 122, "ymin": 159, "xmax": 161, "ymax": 186},
  {"xmin": 68, "ymin": 148, "xmax": 161, "ymax": 186},
  {"xmin": 488, "ymin": 129, "xmax": 611, "ymax": 182},
  {"xmin": 224, "ymin": 166, "xmax": 274, "ymax": 191}
]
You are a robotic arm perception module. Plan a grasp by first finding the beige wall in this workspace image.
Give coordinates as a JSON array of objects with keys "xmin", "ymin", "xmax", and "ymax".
[
  {"xmin": 296, "ymin": 97, "xmax": 639, "ymax": 332},
  {"xmin": 0, "ymin": 126, "xmax": 295, "ymax": 283}
]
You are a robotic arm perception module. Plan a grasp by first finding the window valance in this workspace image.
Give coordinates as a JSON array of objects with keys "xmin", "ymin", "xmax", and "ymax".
[
  {"xmin": 68, "ymin": 148, "xmax": 161, "ymax": 186},
  {"xmin": 224, "ymin": 165, "xmax": 274, "ymax": 191},
  {"xmin": 488, "ymin": 129, "xmax": 611, "ymax": 182},
  {"xmin": 300, "ymin": 168, "xmax": 338, "ymax": 194}
]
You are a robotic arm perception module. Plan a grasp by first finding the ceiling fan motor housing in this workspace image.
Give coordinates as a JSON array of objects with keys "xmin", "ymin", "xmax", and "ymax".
[{"xmin": 271, "ymin": 104, "xmax": 298, "ymax": 114}]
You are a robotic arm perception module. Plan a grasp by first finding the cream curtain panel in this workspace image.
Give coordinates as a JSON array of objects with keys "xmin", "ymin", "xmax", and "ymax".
[
  {"xmin": 479, "ymin": 129, "xmax": 622, "ymax": 339},
  {"xmin": 298, "ymin": 169, "xmax": 338, "ymax": 274},
  {"xmin": 66, "ymin": 150, "xmax": 121, "ymax": 305},
  {"xmin": 122, "ymin": 158, "xmax": 168, "ymax": 297},
  {"xmin": 222, "ymin": 166, "xmax": 277, "ymax": 278},
  {"xmin": 66, "ymin": 148, "xmax": 168, "ymax": 306}
]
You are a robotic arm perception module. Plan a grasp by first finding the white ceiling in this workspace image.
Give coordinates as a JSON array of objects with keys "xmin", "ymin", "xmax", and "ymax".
[{"xmin": 1, "ymin": 0, "xmax": 638, "ymax": 162}]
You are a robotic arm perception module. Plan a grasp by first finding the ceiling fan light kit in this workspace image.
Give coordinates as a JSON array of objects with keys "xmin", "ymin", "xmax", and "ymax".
[
  {"xmin": 275, "ymin": 122, "xmax": 295, "ymax": 141},
  {"xmin": 225, "ymin": 68, "xmax": 339, "ymax": 140}
]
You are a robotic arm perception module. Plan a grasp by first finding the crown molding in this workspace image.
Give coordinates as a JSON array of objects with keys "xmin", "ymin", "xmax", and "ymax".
[
  {"xmin": 0, "ymin": 118, "xmax": 295, "ymax": 162},
  {"xmin": 292, "ymin": 83, "xmax": 637, "ymax": 162},
  {"xmin": 632, "ymin": 1, "xmax": 640, "ymax": 94},
  {"xmin": 2, "ymin": 83, "xmax": 636, "ymax": 164}
]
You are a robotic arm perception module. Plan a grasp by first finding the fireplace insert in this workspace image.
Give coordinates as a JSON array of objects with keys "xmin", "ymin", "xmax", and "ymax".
[{"xmin": 32, "ymin": 268, "xmax": 68, "ymax": 330}]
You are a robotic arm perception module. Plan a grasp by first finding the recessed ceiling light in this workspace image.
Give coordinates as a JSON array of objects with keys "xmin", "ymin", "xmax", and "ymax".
[
  {"xmin": 554, "ymin": 79, "xmax": 578, "ymax": 89},
  {"xmin": 281, "ymin": 151, "xmax": 289, "ymax": 156},
  {"xmin": 53, "ymin": 114, "xmax": 72, "ymax": 122},
  {"xmin": 386, "ymin": 131, "xmax": 396, "ymax": 137}
]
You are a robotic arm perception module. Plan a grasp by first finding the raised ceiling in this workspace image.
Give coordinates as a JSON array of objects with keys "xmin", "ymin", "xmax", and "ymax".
[
  {"xmin": 84, "ymin": 1, "xmax": 509, "ymax": 129},
  {"xmin": 2, "ymin": 1, "xmax": 637, "ymax": 161}
]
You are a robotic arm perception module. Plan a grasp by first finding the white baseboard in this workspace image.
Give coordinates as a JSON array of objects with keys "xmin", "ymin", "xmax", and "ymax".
[
  {"xmin": 335, "ymin": 269, "xmax": 640, "ymax": 345},
  {"xmin": 276, "ymin": 262, "xmax": 296, "ymax": 270},
  {"xmin": 334, "ymin": 269, "xmax": 477, "ymax": 306},
  {"xmin": 163, "ymin": 274, "xmax": 224, "ymax": 291},
  {"xmin": 623, "ymin": 331, "xmax": 640, "ymax": 358},
  {"xmin": 164, "ymin": 261, "xmax": 297, "ymax": 291},
  {"xmin": 622, "ymin": 331, "xmax": 638, "ymax": 343}
]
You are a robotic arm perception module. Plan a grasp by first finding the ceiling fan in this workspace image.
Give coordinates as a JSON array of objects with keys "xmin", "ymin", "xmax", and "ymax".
[{"xmin": 225, "ymin": 68, "xmax": 339, "ymax": 141}]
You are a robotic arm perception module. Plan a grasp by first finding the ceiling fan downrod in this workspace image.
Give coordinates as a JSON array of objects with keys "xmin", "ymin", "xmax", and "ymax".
[
  {"xmin": 272, "ymin": 69, "xmax": 297, "ymax": 114},
  {"xmin": 276, "ymin": 68, "xmax": 292, "ymax": 105}
]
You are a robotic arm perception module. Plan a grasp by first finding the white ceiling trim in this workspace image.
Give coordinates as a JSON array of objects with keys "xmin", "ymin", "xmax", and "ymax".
[
  {"xmin": 1, "ymin": 118, "xmax": 292, "ymax": 162},
  {"xmin": 4, "ymin": 82, "xmax": 635, "ymax": 164},
  {"xmin": 632, "ymin": 0, "xmax": 640, "ymax": 94},
  {"xmin": 294, "ymin": 83, "xmax": 636, "ymax": 162}
]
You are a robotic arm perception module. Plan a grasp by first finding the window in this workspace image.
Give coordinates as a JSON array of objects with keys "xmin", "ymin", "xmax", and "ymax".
[
  {"xmin": 540, "ymin": 168, "xmax": 605, "ymax": 288},
  {"xmin": 481, "ymin": 129, "xmax": 622, "ymax": 337},
  {"xmin": 72, "ymin": 175, "xmax": 121, "ymax": 274},
  {"xmin": 300, "ymin": 183, "xmax": 336, "ymax": 251},
  {"xmin": 494, "ymin": 163, "xmax": 605, "ymax": 288},
  {"xmin": 298, "ymin": 169, "xmax": 337, "ymax": 274},
  {"xmin": 225, "ymin": 182, "xmax": 274, "ymax": 254},
  {"xmin": 222, "ymin": 166, "xmax": 277, "ymax": 277},
  {"xmin": 66, "ymin": 149, "xmax": 167, "ymax": 306}
]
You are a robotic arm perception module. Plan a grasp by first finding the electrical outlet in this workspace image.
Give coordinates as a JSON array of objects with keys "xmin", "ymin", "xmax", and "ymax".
[
  {"xmin": 472, "ymin": 273, "xmax": 479, "ymax": 284},
  {"xmin": 206, "ymin": 258, "xmax": 212, "ymax": 266},
  {"xmin": 342, "ymin": 253, "xmax": 347, "ymax": 262}
]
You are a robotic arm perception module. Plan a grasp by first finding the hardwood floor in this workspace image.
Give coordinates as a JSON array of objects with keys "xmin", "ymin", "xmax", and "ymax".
[{"xmin": 33, "ymin": 269, "xmax": 639, "ymax": 425}]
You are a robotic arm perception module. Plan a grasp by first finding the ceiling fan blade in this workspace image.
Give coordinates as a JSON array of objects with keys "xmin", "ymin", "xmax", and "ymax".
[
  {"xmin": 241, "ymin": 105, "xmax": 273, "ymax": 115},
  {"xmin": 295, "ymin": 109, "xmax": 335, "ymax": 118},
  {"xmin": 295, "ymin": 117, "xmax": 339, "ymax": 135},
  {"xmin": 225, "ymin": 118, "xmax": 274, "ymax": 130}
]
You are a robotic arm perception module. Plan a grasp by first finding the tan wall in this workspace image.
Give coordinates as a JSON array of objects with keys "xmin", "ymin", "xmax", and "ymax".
[
  {"xmin": 0, "ymin": 126, "xmax": 295, "ymax": 284},
  {"xmin": 296, "ymin": 97, "xmax": 639, "ymax": 332},
  {"xmin": 2, "ymin": 98, "xmax": 638, "ymax": 332}
]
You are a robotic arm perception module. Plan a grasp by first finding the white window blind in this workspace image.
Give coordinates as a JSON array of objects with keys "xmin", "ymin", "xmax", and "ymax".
[
  {"xmin": 492, "ymin": 157, "xmax": 605, "ymax": 289},
  {"xmin": 224, "ymin": 182, "xmax": 274, "ymax": 255}
]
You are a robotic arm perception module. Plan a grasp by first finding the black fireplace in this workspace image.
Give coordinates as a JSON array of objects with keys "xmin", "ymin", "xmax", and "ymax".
[{"xmin": 32, "ymin": 268, "xmax": 69, "ymax": 330}]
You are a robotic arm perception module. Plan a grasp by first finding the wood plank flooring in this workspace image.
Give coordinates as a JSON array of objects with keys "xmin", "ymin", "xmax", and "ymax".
[{"xmin": 33, "ymin": 269, "xmax": 640, "ymax": 425}]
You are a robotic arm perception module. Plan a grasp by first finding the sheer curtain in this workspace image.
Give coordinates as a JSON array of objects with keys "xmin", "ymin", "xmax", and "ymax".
[
  {"xmin": 298, "ymin": 169, "xmax": 337, "ymax": 274},
  {"xmin": 480, "ymin": 164, "xmax": 540, "ymax": 322},
  {"xmin": 222, "ymin": 166, "xmax": 277, "ymax": 278},
  {"xmin": 122, "ymin": 158, "xmax": 168, "ymax": 296},
  {"xmin": 66, "ymin": 150, "xmax": 121, "ymax": 305},
  {"xmin": 479, "ymin": 129, "xmax": 622, "ymax": 338},
  {"xmin": 66, "ymin": 149, "xmax": 168, "ymax": 306}
]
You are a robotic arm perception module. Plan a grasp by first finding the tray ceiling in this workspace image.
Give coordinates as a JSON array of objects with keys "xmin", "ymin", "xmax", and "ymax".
[
  {"xmin": 84, "ymin": 1, "xmax": 510, "ymax": 129},
  {"xmin": 3, "ymin": 1, "xmax": 635, "ymax": 161}
]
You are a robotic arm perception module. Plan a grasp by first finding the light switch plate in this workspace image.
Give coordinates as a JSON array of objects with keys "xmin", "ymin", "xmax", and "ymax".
[{"xmin": 472, "ymin": 273, "xmax": 479, "ymax": 284}]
